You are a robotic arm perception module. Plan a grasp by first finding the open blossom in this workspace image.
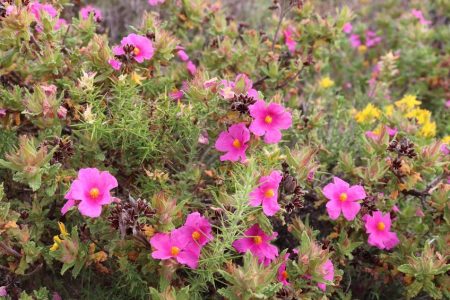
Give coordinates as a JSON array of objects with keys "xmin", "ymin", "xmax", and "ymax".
[
  {"xmin": 148, "ymin": 0, "xmax": 165, "ymax": 6},
  {"xmin": 219, "ymin": 74, "xmax": 261, "ymax": 101},
  {"xmin": 342, "ymin": 22, "xmax": 352, "ymax": 34},
  {"xmin": 364, "ymin": 211, "xmax": 399, "ymax": 250},
  {"xmin": 249, "ymin": 171, "xmax": 282, "ymax": 216},
  {"xmin": 113, "ymin": 34, "xmax": 154, "ymax": 63},
  {"xmin": 232, "ymin": 224, "xmax": 278, "ymax": 266},
  {"xmin": 411, "ymin": 9, "xmax": 431, "ymax": 26},
  {"xmin": 177, "ymin": 212, "xmax": 213, "ymax": 248},
  {"xmin": 61, "ymin": 168, "xmax": 118, "ymax": 218},
  {"xmin": 215, "ymin": 123, "xmax": 250, "ymax": 162},
  {"xmin": 29, "ymin": 1, "xmax": 58, "ymax": 21},
  {"xmin": 365, "ymin": 30, "xmax": 382, "ymax": 47},
  {"xmin": 322, "ymin": 177, "xmax": 366, "ymax": 221},
  {"xmin": 365, "ymin": 125, "xmax": 397, "ymax": 140},
  {"xmin": 150, "ymin": 229, "xmax": 200, "ymax": 269},
  {"xmin": 108, "ymin": 59, "xmax": 122, "ymax": 70},
  {"xmin": 80, "ymin": 5, "xmax": 103, "ymax": 22},
  {"xmin": 277, "ymin": 253, "xmax": 290, "ymax": 286},
  {"xmin": 248, "ymin": 100, "xmax": 292, "ymax": 144},
  {"xmin": 283, "ymin": 27, "xmax": 297, "ymax": 54},
  {"xmin": 317, "ymin": 259, "xmax": 335, "ymax": 291}
]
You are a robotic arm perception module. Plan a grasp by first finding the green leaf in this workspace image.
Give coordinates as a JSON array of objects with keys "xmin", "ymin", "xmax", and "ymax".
[
  {"xmin": 397, "ymin": 264, "xmax": 416, "ymax": 275},
  {"xmin": 406, "ymin": 281, "xmax": 423, "ymax": 299}
]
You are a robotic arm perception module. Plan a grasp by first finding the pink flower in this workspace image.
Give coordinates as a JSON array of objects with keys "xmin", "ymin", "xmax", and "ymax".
[
  {"xmin": 283, "ymin": 27, "xmax": 297, "ymax": 54},
  {"xmin": 365, "ymin": 126, "xmax": 397, "ymax": 140},
  {"xmin": 0, "ymin": 109, "xmax": 6, "ymax": 118},
  {"xmin": 177, "ymin": 212, "xmax": 213, "ymax": 248},
  {"xmin": 148, "ymin": 0, "xmax": 165, "ymax": 6},
  {"xmin": 108, "ymin": 59, "xmax": 122, "ymax": 70},
  {"xmin": 57, "ymin": 106, "xmax": 67, "ymax": 119},
  {"xmin": 215, "ymin": 123, "xmax": 250, "ymax": 162},
  {"xmin": 80, "ymin": 5, "xmax": 103, "ymax": 22},
  {"xmin": 343, "ymin": 22, "xmax": 352, "ymax": 34},
  {"xmin": 248, "ymin": 100, "xmax": 292, "ymax": 144},
  {"xmin": 445, "ymin": 100, "xmax": 450, "ymax": 109},
  {"xmin": 411, "ymin": 9, "xmax": 431, "ymax": 26},
  {"xmin": 54, "ymin": 18, "xmax": 67, "ymax": 30},
  {"xmin": 317, "ymin": 259, "xmax": 334, "ymax": 291},
  {"xmin": 364, "ymin": 211, "xmax": 399, "ymax": 250},
  {"xmin": 177, "ymin": 48, "xmax": 190, "ymax": 62},
  {"xmin": 365, "ymin": 30, "xmax": 382, "ymax": 48},
  {"xmin": 0, "ymin": 286, "xmax": 7, "ymax": 297},
  {"xmin": 349, "ymin": 34, "xmax": 361, "ymax": 48},
  {"xmin": 29, "ymin": 2, "xmax": 58, "ymax": 21},
  {"xmin": 169, "ymin": 90, "xmax": 184, "ymax": 101},
  {"xmin": 232, "ymin": 224, "xmax": 278, "ymax": 266},
  {"xmin": 186, "ymin": 60, "xmax": 197, "ymax": 76},
  {"xmin": 440, "ymin": 144, "xmax": 449, "ymax": 155},
  {"xmin": 113, "ymin": 34, "xmax": 154, "ymax": 63},
  {"xmin": 150, "ymin": 229, "xmax": 200, "ymax": 269},
  {"xmin": 219, "ymin": 74, "xmax": 261, "ymax": 101},
  {"xmin": 322, "ymin": 177, "xmax": 366, "ymax": 221},
  {"xmin": 198, "ymin": 131, "xmax": 209, "ymax": 145},
  {"xmin": 392, "ymin": 205, "xmax": 400, "ymax": 213},
  {"xmin": 249, "ymin": 171, "xmax": 282, "ymax": 216},
  {"xmin": 415, "ymin": 208, "xmax": 425, "ymax": 217},
  {"xmin": 277, "ymin": 253, "xmax": 290, "ymax": 286},
  {"xmin": 61, "ymin": 168, "xmax": 118, "ymax": 218}
]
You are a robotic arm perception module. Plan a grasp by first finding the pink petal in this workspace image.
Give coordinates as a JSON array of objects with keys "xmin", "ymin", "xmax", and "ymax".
[
  {"xmin": 78, "ymin": 200, "xmax": 103, "ymax": 218},
  {"xmin": 341, "ymin": 201, "xmax": 361, "ymax": 221},
  {"xmin": 326, "ymin": 200, "xmax": 341, "ymax": 220},
  {"xmin": 61, "ymin": 198, "xmax": 76, "ymax": 215}
]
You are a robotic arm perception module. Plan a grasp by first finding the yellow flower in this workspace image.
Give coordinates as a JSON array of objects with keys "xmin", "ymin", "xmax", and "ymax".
[
  {"xmin": 50, "ymin": 235, "xmax": 62, "ymax": 252},
  {"xmin": 405, "ymin": 108, "xmax": 431, "ymax": 125},
  {"xmin": 58, "ymin": 222, "xmax": 69, "ymax": 238},
  {"xmin": 442, "ymin": 136, "xmax": 450, "ymax": 144},
  {"xmin": 319, "ymin": 76, "xmax": 335, "ymax": 89},
  {"xmin": 384, "ymin": 105, "xmax": 394, "ymax": 117},
  {"xmin": 395, "ymin": 94, "xmax": 421, "ymax": 110},
  {"xmin": 419, "ymin": 121, "xmax": 436, "ymax": 138},
  {"xmin": 131, "ymin": 72, "xmax": 145, "ymax": 85},
  {"xmin": 358, "ymin": 45, "xmax": 368, "ymax": 54},
  {"xmin": 355, "ymin": 103, "xmax": 381, "ymax": 123}
]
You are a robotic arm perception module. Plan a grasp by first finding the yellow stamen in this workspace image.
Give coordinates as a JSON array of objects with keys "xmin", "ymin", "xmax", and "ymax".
[
  {"xmin": 192, "ymin": 231, "xmax": 201, "ymax": 241},
  {"xmin": 170, "ymin": 246, "xmax": 180, "ymax": 256},
  {"xmin": 232, "ymin": 139, "xmax": 241, "ymax": 149},
  {"xmin": 133, "ymin": 47, "xmax": 140, "ymax": 56},
  {"xmin": 89, "ymin": 187, "xmax": 100, "ymax": 199},
  {"xmin": 377, "ymin": 222, "xmax": 385, "ymax": 231},
  {"xmin": 281, "ymin": 271, "xmax": 288, "ymax": 280},
  {"xmin": 264, "ymin": 189, "xmax": 275, "ymax": 198},
  {"xmin": 253, "ymin": 236, "xmax": 262, "ymax": 245},
  {"xmin": 339, "ymin": 193, "xmax": 348, "ymax": 202},
  {"xmin": 264, "ymin": 115, "xmax": 273, "ymax": 124},
  {"xmin": 58, "ymin": 222, "xmax": 69, "ymax": 237}
]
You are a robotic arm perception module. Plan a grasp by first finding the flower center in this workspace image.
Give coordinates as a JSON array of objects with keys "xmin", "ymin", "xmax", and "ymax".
[
  {"xmin": 377, "ymin": 222, "xmax": 385, "ymax": 231},
  {"xmin": 253, "ymin": 236, "xmax": 262, "ymax": 245},
  {"xmin": 281, "ymin": 271, "xmax": 288, "ymax": 280},
  {"xmin": 192, "ymin": 231, "xmax": 201, "ymax": 241},
  {"xmin": 264, "ymin": 115, "xmax": 273, "ymax": 124},
  {"xmin": 339, "ymin": 193, "xmax": 348, "ymax": 202},
  {"xmin": 264, "ymin": 189, "xmax": 275, "ymax": 198},
  {"xmin": 170, "ymin": 246, "xmax": 180, "ymax": 256},
  {"xmin": 232, "ymin": 138, "xmax": 241, "ymax": 149},
  {"xmin": 89, "ymin": 187, "xmax": 100, "ymax": 199},
  {"xmin": 133, "ymin": 47, "xmax": 140, "ymax": 56}
]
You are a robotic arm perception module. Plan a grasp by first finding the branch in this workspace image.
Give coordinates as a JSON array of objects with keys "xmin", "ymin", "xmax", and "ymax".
[{"xmin": 0, "ymin": 241, "xmax": 22, "ymax": 258}]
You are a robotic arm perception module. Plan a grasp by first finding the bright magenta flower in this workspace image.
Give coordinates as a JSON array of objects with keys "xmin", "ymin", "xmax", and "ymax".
[
  {"xmin": 113, "ymin": 34, "xmax": 154, "ymax": 63},
  {"xmin": 148, "ymin": 0, "xmax": 165, "ymax": 6},
  {"xmin": 186, "ymin": 60, "xmax": 197, "ymax": 76},
  {"xmin": 232, "ymin": 224, "xmax": 278, "ymax": 266},
  {"xmin": 80, "ymin": 5, "xmax": 102, "ymax": 22},
  {"xmin": 283, "ymin": 27, "xmax": 297, "ymax": 54},
  {"xmin": 29, "ymin": 1, "xmax": 57, "ymax": 21},
  {"xmin": 364, "ymin": 211, "xmax": 399, "ymax": 250},
  {"xmin": 322, "ymin": 177, "xmax": 366, "ymax": 221},
  {"xmin": 215, "ymin": 123, "xmax": 250, "ymax": 162},
  {"xmin": 108, "ymin": 59, "xmax": 122, "ymax": 71},
  {"xmin": 150, "ymin": 229, "xmax": 200, "ymax": 269},
  {"xmin": 317, "ymin": 259, "xmax": 334, "ymax": 291},
  {"xmin": 178, "ymin": 212, "xmax": 213, "ymax": 248},
  {"xmin": 343, "ymin": 22, "xmax": 352, "ymax": 34},
  {"xmin": 249, "ymin": 171, "xmax": 282, "ymax": 216},
  {"xmin": 61, "ymin": 168, "xmax": 118, "ymax": 218},
  {"xmin": 248, "ymin": 100, "xmax": 292, "ymax": 144},
  {"xmin": 176, "ymin": 47, "xmax": 190, "ymax": 62},
  {"xmin": 219, "ymin": 74, "xmax": 261, "ymax": 101},
  {"xmin": 411, "ymin": 9, "xmax": 431, "ymax": 26},
  {"xmin": 277, "ymin": 253, "xmax": 290, "ymax": 286}
]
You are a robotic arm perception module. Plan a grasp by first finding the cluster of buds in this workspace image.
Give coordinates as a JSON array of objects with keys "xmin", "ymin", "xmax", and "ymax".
[
  {"xmin": 229, "ymin": 94, "xmax": 256, "ymax": 115},
  {"xmin": 388, "ymin": 138, "xmax": 417, "ymax": 158},
  {"xmin": 280, "ymin": 162, "xmax": 305, "ymax": 215},
  {"xmin": 108, "ymin": 197, "xmax": 155, "ymax": 238}
]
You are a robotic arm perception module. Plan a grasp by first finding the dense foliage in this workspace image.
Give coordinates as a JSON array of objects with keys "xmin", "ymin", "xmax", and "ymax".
[{"xmin": 0, "ymin": 0, "xmax": 449, "ymax": 299}]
